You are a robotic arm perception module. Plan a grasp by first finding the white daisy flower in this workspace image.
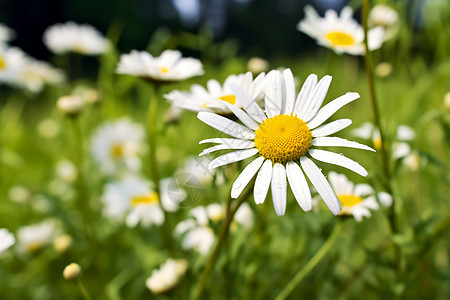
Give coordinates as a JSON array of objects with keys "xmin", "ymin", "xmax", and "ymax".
[
  {"xmin": 12, "ymin": 59, "xmax": 64, "ymax": 93},
  {"xmin": 326, "ymin": 172, "xmax": 392, "ymax": 222},
  {"xmin": 101, "ymin": 175, "xmax": 164, "ymax": 228},
  {"xmin": 0, "ymin": 23, "xmax": 15, "ymax": 44},
  {"xmin": 174, "ymin": 203, "xmax": 251, "ymax": 254},
  {"xmin": 146, "ymin": 258, "xmax": 188, "ymax": 294},
  {"xmin": 43, "ymin": 21, "xmax": 109, "ymax": 55},
  {"xmin": 297, "ymin": 5, "xmax": 386, "ymax": 55},
  {"xmin": 0, "ymin": 45, "xmax": 28, "ymax": 84},
  {"xmin": 197, "ymin": 69, "xmax": 375, "ymax": 216},
  {"xmin": 164, "ymin": 71, "xmax": 266, "ymax": 114},
  {"xmin": 116, "ymin": 49, "xmax": 204, "ymax": 82},
  {"xmin": 0, "ymin": 228, "xmax": 15, "ymax": 255},
  {"xmin": 16, "ymin": 220, "xmax": 56, "ymax": 253},
  {"xmin": 90, "ymin": 118, "xmax": 145, "ymax": 176},
  {"xmin": 352, "ymin": 122, "xmax": 415, "ymax": 160}
]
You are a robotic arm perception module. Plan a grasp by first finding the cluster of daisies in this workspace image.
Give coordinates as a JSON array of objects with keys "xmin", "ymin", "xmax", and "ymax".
[{"xmin": 0, "ymin": 3, "xmax": 404, "ymax": 295}]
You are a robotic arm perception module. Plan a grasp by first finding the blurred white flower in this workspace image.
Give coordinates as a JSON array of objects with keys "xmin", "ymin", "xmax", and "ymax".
[
  {"xmin": 181, "ymin": 156, "xmax": 216, "ymax": 186},
  {"xmin": 43, "ymin": 21, "xmax": 109, "ymax": 55},
  {"xmin": 0, "ymin": 23, "xmax": 15, "ymax": 44},
  {"xmin": 16, "ymin": 220, "xmax": 56, "ymax": 253},
  {"xmin": 297, "ymin": 5, "xmax": 386, "ymax": 55},
  {"xmin": 8, "ymin": 185, "xmax": 31, "ymax": 203},
  {"xmin": 146, "ymin": 258, "xmax": 188, "ymax": 294},
  {"xmin": 247, "ymin": 57, "xmax": 269, "ymax": 74},
  {"xmin": 57, "ymin": 95, "xmax": 84, "ymax": 115},
  {"xmin": 369, "ymin": 4, "xmax": 399, "ymax": 40},
  {"xmin": 174, "ymin": 203, "xmax": 252, "ymax": 254},
  {"xmin": 56, "ymin": 160, "xmax": 78, "ymax": 183},
  {"xmin": 101, "ymin": 175, "xmax": 164, "ymax": 228},
  {"xmin": 12, "ymin": 59, "xmax": 64, "ymax": 93},
  {"xmin": 90, "ymin": 118, "xmax": 144, "ymax": 176},
  {"xmin": 0, "ymin": 45, "xmax": 28, "ymax": 84},
  {"xmin": 164, "ymin": 72, "xmax": 266, "ymax": 114},
  {"xmin": 0, "ymin": 228, "xmax": 15, "ymax": 255},
  {"xmin": 116, "ymin": 49, "xmax": 204, "ymax": 82},
  {"xmin": 159, "ymin": 177, "xmax": 186, "ymax": 212},
  {"xmin": 323, "ymin": 172, "xmax": 392, "ymax": 222},
  {"xmin": 375, "ymin": 62, "xmax": 393, "ymax": 78}
]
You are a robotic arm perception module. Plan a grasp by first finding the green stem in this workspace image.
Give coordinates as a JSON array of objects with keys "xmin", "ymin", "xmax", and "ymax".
[
  {"xmin": 76, "ymin": 278, "xmax": 92, "ymax": 300},
  {"xmin": 194, "ymin": 184, "xmax": 254, "ymax": 300},
  {"xmin": 147, "ymin": 83, "xmax": 175, "ymax": 253},
  {"xmin": 362, "ymin": 0, "xmax": 403, "ymax": 276},
  {"xmin": 275, "ymin": 221, "xmax": 343, "ymax": 300}
]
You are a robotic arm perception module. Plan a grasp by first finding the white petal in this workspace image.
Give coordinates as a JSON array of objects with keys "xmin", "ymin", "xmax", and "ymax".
[
  {"xmin": 271, "ymin": 163, "xmax": 287, "ymax": 216},
  {"xmin": 378, "ymin": 192, "xmax": 392, "ymax": 207},
  {"xmin": 220, "ymin": 100, "xmax": 259, "ymax": 130},
  {"xmin": 199, "ymin": 141, "xmax": 255, "ymax": 156},
  {"xmin": 208, "ymin": 149, "xmax": 258, "ymax": 169},
  {"xmin": 307, "ymin": 92, "xmax": 360, "ymax": 129},
  {"xmin": 353, "ymin": 183, "xmax": 374, "ymax": 197},
  {"xmin": 327, "ymin": 171, "xmax": 353, "ymax": 195},
  {"xmin": 231, "ymin": 157, "xmax": 265, "ymax": 198},
  {"xmin": 308, "ymin": 149, "xmax": 368, "ymax": 177},
  {"xmin": 200, "ymin": 138, "xmax": 250, "ymax": 145},
  {"xmin": 265, "ymin": 70, "xmax": 283, "ymax": 118},
  {"xmin": 397, "ymin": 125, "xmax": 415, "ymax": 141},
  {"xmin": 197, "ymin": 111, "xmax": 255, "ymax": 140},
  {"xmin": 299, "ymin": 75, "xmax": 332, "ymax": 122},
  {"xmin": 283, "ymin": 69, "xmax": 296, "ymax": 114},
  {"xmin": 300, "ymin": 156, "xmax": 341, "ymax": 215},
  {"xmin": 312, "ymin": 137, "xmax": 375, "ymax": 152},
  {"xmin": 293, "ymin": 74, "xmax": 317, "ymax": 116},
  {"xmin": 311, "ymin": 119, "xmax": 352, "ymax": 137},
  {"xmin": 254, "ymin": 159, "xmax": 273, "ymax": 204},
  {"xmin": 230, "ymin": 83, "xmax": 266, "ymax": 123},
  {"xmin": 286, "ymin": 161, "xmax": 312, "ymax": 211}
]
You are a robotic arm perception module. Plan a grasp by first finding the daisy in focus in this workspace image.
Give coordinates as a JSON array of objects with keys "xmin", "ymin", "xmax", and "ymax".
[
  {"xmin": 0, "ymin": 228, "xmax": 15, "ymax": 255},
  {"xmin": 320, "ymin": 172, "xmax": 392, "ymax": 222},
  {"xmin": 146, "ymin": 258, "xmax": 188, "ymax": 294},
  {"xmin": 164, "ymin": 71, "xmax": 266, "ymax": 114},
  {"xmin": 297, "ymin": 5, "xmax": 385, "ymax": 55},
  {"xmin": 174, "ymin": 203, "xmax": 252, "ymax": 255},
  {"xmin": 101, "ymin": 175, "xmax": 167, "ymax": 228},
  {"xmin": 90, "ymin": 118, "xmax": 145, "ymax": 176},
  {"xmin": 116, "ymin": 49, "xmax": 204, "ymax": 82},
  {"xmin": 198, "ymin": 69, "xmax": 374, "ymax": 216},
  {"xmin": 0, "ymin": 23, "xmax": 15, "ymax": 44},
  {"xmin": 43, "ymin": 21, "xmax": 109, "ymax": 55}
]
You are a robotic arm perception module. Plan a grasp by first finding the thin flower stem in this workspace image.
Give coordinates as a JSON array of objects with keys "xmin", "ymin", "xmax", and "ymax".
[
  {"xmin": 76, "ymin": 278, "xmax": 92, "ymax": 300},
  {"xmin": 362, "ymin": 0, "xmax": 403, "ymax": 276},
  {"xmin": 194, "ymin": 183, "xmax": 254, "ymax": 300},
  {"xmin": 147, "ymin": 83, "xmax": 175, "ymax": 253},
  {"xmin": 275, "ymin": 221, "xmax": 343, "ymax": 300},
  {"xmin": 362, "ymin": 0, "xmax": 391, "ymax": 187}
]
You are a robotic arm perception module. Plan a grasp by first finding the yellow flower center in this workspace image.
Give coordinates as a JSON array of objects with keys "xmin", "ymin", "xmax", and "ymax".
[
  {"xmin": 130, "ymin": 192, "xmax": 159, "ymax": 207},
  {"xmin": 159, "ymin": 67, "xmax": 169, "ymax": 74},
  {"xmin": 325, "ymin": 31, "xmax": 355, "ymax": 46},
  {"xmin": 0, "ymin": 55, "xmax": 6, "ymax": 70},
  {"xmin": 373, "ymin": 137, "xmax": 382, "ymax": 151},
  {"xmin": 218, "ymin": 94, "xmax": 236, "ymax": 105},
  {"xmin": 338, "ymin": 194, "xmax": 363, "ymax": 208},
  {"xmin": 254, "ymin": 114, "xmax": 312, "ymax": 164},
  {"xmin": 110, "ymin": 144, "xmax": 124, "ymax": 160}
]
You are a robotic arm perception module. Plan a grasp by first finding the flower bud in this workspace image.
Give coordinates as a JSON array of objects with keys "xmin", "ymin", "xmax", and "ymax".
[
  {"xmin": 57, "ymin": 95, "xmax": 84, "ymax": 116},
  {"xmin": 63, "ymin": 263, "xmax": 81, "ymax": 280}
]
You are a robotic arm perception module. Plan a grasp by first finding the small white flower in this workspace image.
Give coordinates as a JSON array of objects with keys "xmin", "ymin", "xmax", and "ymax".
[
  {"xmin": 57, "ymin": 95, "xmax": 84, "ymax": 115},
  {"xmin": 116, "ymin": 49, "xmax": 204, "ymax": 82},
  {"xmin": 0, "ymin": 228, "xmax": 15, "ymax": 255},
  {"xmin": 198, "ymin": 69, "xmax": 374, "ymax": 216},
  {"xmin": 90, "ymin": 118, "xmax": 144, "ymax": 176},
  {"xmin": 174, "ymin": 203, "xmax": 253, "ymax": 254},
  {"xmin": 369, "ymin": 4, "xmax": 399, "ymax": 27},
  {"xmin": 12, "ymin": 59, "xmax": 64, "ymax": 93},
  {"xmin": 159, "ymin": 177, "xmax": 187, "ymax": 212},
  {"xmin": 326, "ymin": 172, "xmax": 391, "ymax": 222},
  {"xmin": 101, "ymin": 175, "xmax": 164, "ymax": 228},
  {"xmin": 43, "ymin": 21, "xmax": 109, "ymax": 55},
  {"xmin": 0, "ymin": 45, "xmax": 28, "ymax": 84},
  {"xmin": 0, "ymin": 23, "xmax": 15, "ymax": 44},
  {"xmin": 297, "ymin": 5, "xmax": 386, "ymax": 55},
  {"xmin": 165, "ymin": 72, "xmax": 266, "ymax": 114},
  {"xmin": 56, "ymin": 160, "xmax": 78, "ymax": 182},
  {"xmin": 16, "ymin": 221, "xmax": 56, "ymax": 253},
  {"xmin": 146, "ymin": 258, "xmax": 188, "ymax": 294}
]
